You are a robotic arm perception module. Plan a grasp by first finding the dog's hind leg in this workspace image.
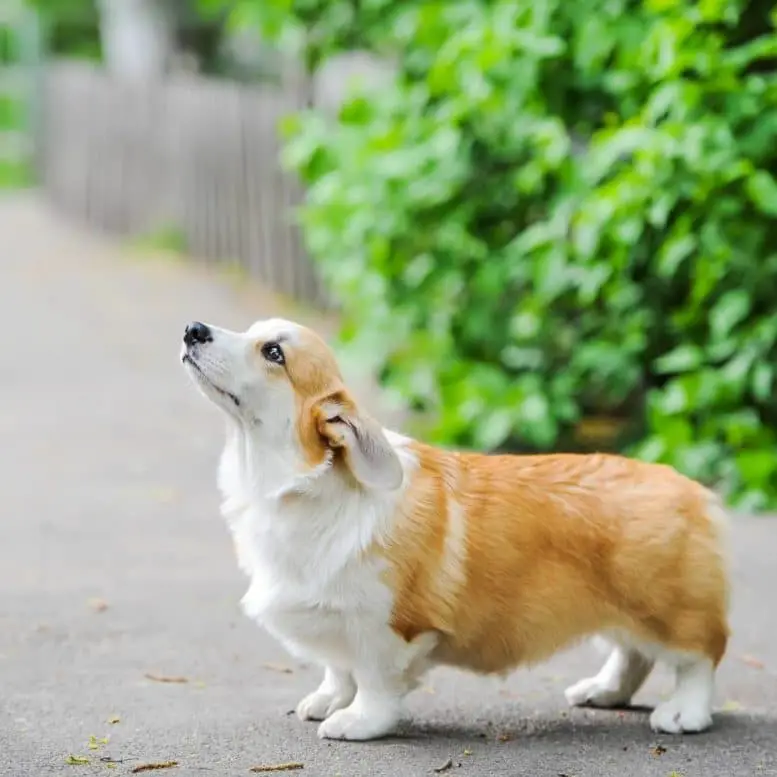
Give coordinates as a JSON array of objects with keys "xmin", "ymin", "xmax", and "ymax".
[{"xmin": 565, "ymin": 638, "xmax": 654, "ymax": 708}]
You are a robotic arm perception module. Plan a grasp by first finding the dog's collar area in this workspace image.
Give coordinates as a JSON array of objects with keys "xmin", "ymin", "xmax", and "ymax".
[
  {"xmin": 266, "ymin": 451, "xmax": 334, "ymax": 501},
  {"xmin": 182, "ymin": 353, "xmax": 241, "ymax": 407}
]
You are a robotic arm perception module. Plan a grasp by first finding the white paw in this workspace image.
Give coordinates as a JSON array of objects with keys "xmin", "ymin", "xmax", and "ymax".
[
  {"xmin": 565, "ymin": 676, "xmax": 631, "ymax": 708},
  {"xmin": 296, "ymin": 689, "xmax": 354, "ymax": 722},
  {"xmin": 316, "ymin": 706, "xmax": 398, "ymax": 741},
  {"xmin": 650, "ymin": 700, "xmax": 713, "ymax": 734}
]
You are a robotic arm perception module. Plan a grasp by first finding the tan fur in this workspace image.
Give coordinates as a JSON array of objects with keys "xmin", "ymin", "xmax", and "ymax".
[
  {"xmin": 384, "ymin": 445, "xmax": 729, "ymax": 673},
  {"xmin": 276, "ymin": 325, "xmax": 729, "ymax": 676},
  {"xmin": 254, "ymin": 326, "xmax": 346, "ymax": 470}
]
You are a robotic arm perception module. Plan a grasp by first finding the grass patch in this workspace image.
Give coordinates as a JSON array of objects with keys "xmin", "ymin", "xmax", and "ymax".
[
  {"xmin": 129, "ymin": 225, "xmax": 187, "ymax": 256},
  {"xmin": 0, "ymin": 159, "xmax": 31, "ymax": 189}
]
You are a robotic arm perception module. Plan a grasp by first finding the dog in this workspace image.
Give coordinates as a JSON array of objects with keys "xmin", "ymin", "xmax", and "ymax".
[{"xmin": 180, "ymin": 317, "xmax": 730, "ymax": 741}]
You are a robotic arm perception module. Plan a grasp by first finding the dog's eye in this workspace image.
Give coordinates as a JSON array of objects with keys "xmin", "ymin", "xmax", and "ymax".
[{"xmin": 261, "ymin": 341, "xmax": 285, "ymax": 365}]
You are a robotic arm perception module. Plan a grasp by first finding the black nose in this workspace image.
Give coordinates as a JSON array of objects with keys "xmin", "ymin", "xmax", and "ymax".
[{"xmin": 184, "ymin": 321, "xmax": 212, "ymax": 347}]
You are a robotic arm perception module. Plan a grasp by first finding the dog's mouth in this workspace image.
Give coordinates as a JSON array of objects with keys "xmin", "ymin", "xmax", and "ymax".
[{"xmin": 182, "ymin": 353, "xmax": 240, "ymax": 407}]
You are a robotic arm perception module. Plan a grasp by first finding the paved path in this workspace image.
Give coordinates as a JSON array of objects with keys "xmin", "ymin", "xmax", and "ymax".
[{"xmin": 1, "ymin": 195, "xmax": 776, "ymax": 777}]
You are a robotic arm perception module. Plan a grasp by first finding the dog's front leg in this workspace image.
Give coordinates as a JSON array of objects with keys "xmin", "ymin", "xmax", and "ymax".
[
  {"xmin": 296, "ymin": 666, "xmax": 356, "ymax": 722},
  {"xmin": 315, "ymin": 664, "xmax": 406, "ymax": 741},
  {"xmin": 316, "ymin": 631, "xmax": 438, "ymax": 741}
]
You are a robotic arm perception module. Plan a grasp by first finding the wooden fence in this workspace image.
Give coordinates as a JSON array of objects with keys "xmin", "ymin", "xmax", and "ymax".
[{"xmin": 38, "ymin": 60, "xmax": 330, "ymax": 306}]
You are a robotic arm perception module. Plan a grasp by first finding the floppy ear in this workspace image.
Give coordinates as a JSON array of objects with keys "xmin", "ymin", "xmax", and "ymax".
[{"xmin": 314, "ymin": 391, "xmax": 404, "ymax": 491}]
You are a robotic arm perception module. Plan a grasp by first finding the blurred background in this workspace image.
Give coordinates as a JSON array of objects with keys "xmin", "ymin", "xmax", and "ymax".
[
  {"xmin": 3, "ymin": 5, "xmax": 777, "ymax": 773},
  {"xmin": 3, "ymin": 0, "xmax": 777, "ymax": 510}
]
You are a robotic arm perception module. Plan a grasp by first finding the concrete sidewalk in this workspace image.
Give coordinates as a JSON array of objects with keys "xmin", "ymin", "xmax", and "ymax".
[{"xmin": 1, "ymin": 194, "xmax": 776, "ymax": 777}]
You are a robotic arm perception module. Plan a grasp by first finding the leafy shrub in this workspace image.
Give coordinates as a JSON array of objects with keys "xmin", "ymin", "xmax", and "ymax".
[{"xmin": 234, "ymin": 0, "xmax": 777, "ymax": 510}]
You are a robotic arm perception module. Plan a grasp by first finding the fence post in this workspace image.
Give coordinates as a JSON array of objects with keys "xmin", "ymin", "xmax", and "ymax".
[{"xmin": 18, "ymin": 6, "xmax": 44, "ymax": 182}]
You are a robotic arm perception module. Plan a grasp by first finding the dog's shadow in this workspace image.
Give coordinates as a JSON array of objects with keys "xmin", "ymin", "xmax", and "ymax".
[
  {"xmin": 380, "ymin": 705, "xmax": 754, "ymax": 746},
  {"xmin": 308, "ymin": 705, "xmax": 769, "ymax": 774}
]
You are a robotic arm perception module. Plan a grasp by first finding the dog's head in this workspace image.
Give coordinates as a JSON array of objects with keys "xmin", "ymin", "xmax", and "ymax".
[{"xmin": 180, "ymin": 318, "xmax": 403, "ymax": 490}]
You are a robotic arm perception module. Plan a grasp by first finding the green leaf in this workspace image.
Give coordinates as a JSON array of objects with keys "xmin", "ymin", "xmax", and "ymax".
[
  {"xmin": 736, "ymin": 450, "xmax": 777, "ymax": 485},
  {"xmin": 674, "ymin": 441, "xmax": 724, "ymax": 482},
  {"xmin": 746, "ymin": 170, "xmax": 777, "ymax": 216},
  {"xmin": 752, "ymin": 362, "xmax": 773, "ymax": 402},
  {"xmin": 631, "ymin": 435, "xmax": 667, "ymax": 463},
  {"xmin": 710, "ymin": 291, "xmax": 751, "ymax": 340},
  {"xmin": 475, "ymin": 409, "xmax": 514, "ymax": 451},
  {"xmin": 509, "ymin": 311, "xmax": 541, "ymax": 340},
  {"xmin": 732, "ymin": 488, "xmax": 770, "ymax": 512},
  {"xmin": 720, "ymin": 409, "xmax": 762, "ymax": 446},
  {"xmin": 653, "ymin": 380, "xmax": 690, "ymax": 416},
  {"xmin": 653, "ymin": 416, "xmax": 694, "ymax": 447},
  {"xmin": 518, "ymin": 393, "xmax": 557, "ymax": 448},
  {"xmin": 654, "ymin": 345, "xmax": 704, "ymax": 374},
  {"xmin": 657, "ymin": 233, "xmax": 696, "ymax": 279}
]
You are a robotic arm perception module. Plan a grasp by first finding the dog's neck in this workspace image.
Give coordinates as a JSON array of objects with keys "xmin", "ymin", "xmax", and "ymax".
[
  {"xmin": 217, "ymin": 417, "xmax": 405, "ymax": 581},
  {"xmin": 218, "ymin": 417, "xmax": 334, "ymax": 505}
]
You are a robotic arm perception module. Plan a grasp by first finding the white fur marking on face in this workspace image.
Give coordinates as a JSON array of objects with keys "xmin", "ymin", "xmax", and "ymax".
[{"xmin": 246, "ymin": 317, "xmax": 303, "ymax": 345}]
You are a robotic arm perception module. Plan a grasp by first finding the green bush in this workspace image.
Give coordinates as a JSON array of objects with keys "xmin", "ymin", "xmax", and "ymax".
[
  {"xmin": 25, "ymin": 0, "xmax": 103, "ymax": 60},
  {"xmin": 238, "ymin": 0, "xmax": 777, "ymax": 510}
]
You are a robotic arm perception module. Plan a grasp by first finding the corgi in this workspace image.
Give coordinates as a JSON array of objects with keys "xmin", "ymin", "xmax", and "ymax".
[{"xmin": 180, "ymin": 317, "xmax": 730, "ymax": 741}]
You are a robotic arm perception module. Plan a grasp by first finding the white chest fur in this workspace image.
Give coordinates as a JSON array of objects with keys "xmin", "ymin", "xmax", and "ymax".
[{"xmin": 216, "ymin": 423, "xmax": 410, "ymax": 668}]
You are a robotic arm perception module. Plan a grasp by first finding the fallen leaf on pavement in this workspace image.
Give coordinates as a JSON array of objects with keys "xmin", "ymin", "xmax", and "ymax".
[
  {"xmin": 261, "ymin": 663, "xmax": 294, "ymax": 674},
  {"xmin": 650, "ymin": 745, "xmax": 667, "ymax": 757},
  {"xmin": 88, "ymin": 735, "xmax": 109, "ymax": 750},
  {"xmin": 741, "ymin": 655, "xmax": 765, "ymax": 670},
  {"xmin": 65, "ymin": 755, "xmax": 90, "ymax": 765},
  {"xmin": 88, "ymin": 598, "xmax": 109, "ymax": 613},
  {"xmin": 462, "ymin": 749, "xmax": 473, "ymax": 756},
  {"xmin": 432, "ymin": 758, "xmax": 454, "ymax": 773},
  {"xmin": 249, "ymin": 763, "xmax": 304, "ymax": 772},
  {"xmin": 108, "ymin": 716, "xmax": 121, "ymax": 724},
  {"xmin": 144, "ymin": 673, "xmax": 189, "ymax": 684},
  {"xmin": 722, "ymin": 700, "xmax": 743, "ymax": 711},
  {"xmin": 130, "ymin": 761, "xmax": 179, "ymax": 773}
]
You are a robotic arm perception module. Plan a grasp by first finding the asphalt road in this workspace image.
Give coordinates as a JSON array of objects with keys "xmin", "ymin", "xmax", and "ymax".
[{"xmin": 2, "ymin": 196, "xmax": 776, "ymax": 777}]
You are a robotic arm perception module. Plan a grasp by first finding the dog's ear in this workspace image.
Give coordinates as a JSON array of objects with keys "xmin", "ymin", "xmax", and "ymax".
[{"xmin": 313, "ymin": 390, "xmax": 404, "ymax": 491}]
